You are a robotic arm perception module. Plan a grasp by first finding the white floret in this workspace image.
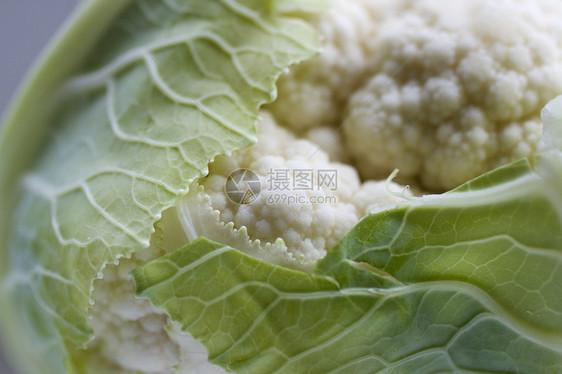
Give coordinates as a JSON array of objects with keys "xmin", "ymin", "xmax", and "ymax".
[
  {"xmin": 354, "ymin": 180, "xmax": 407, "ymax": 216},
  {"xmin": 88, "ymin": 247, "xmax": 180, "ymax": 374},
  {"xmin": 87, "ymin": 229, "xmax": 227, "ymax": 374},
  {"xmin": 343, "ymin": 0, "xmax": 562, "ymax": 190},
  {"xmin": 177, "ymin": 111, "xmax": 404, "ymax": 266},
  {"xmin": 304, "ymin": 126, "xmax": 350, "ymax": 163},
  {"xmin": 269, "ymin": 0, "xmax": 562, "ymax": 191},
  {"xmin": 266, "ymin": 0, "xmax": 392, "ymax": 130}
]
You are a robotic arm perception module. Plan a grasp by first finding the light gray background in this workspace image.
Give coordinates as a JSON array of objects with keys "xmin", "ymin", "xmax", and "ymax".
[{"xmin": 0, "ymin": 1, "xmax": 78, "ymax": 373}]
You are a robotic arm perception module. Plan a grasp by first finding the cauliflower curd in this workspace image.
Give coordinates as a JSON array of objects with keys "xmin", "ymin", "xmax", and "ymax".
[
  {"xmin": 186, "ymin": 112, "xmax": 403, "ymax": 263},
  {"xmin": 270, "ymin": 0, "xmax": 562, "ymax": 190},
  {"xmin": 79, "ymin": 0, "xmax": 562, "ymax": 372}
]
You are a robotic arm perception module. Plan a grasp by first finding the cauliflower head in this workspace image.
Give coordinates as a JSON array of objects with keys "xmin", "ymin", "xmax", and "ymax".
[
  {"xmin": 75, "ymin": 0, "xmax": 562, "ymax": 372},
  {"xmin": 180, "ymin": 112, "xmax": 402, "ymax": 265},
  {"xmin": 271, "ymin": 0, "xmax": 562, "ymax": 190},
  {"xmin": 2, "ymin": 1, "xmax": 562, "ymax": 374}
]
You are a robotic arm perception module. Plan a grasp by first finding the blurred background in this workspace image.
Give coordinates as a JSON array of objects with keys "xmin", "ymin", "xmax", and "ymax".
[{"xmin": 0, "ymin": 1, "xmax": 77, "ymax": 373}]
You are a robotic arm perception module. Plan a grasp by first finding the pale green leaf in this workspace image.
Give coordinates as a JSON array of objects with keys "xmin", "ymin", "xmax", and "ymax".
[
  {"xmin": 0, "ymin": 1, "xmax": 321, "ymax": 373},
  {"xmin": 319, "ymin": 159, "xmax": 562, "ymax": 330},
  {"xmin": 134, "ymin": 234, "xmax": 562, "ymax": 373}
]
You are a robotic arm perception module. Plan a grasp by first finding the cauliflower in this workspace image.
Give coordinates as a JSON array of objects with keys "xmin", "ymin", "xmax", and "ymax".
[
  {"xmin": 271, "ymin": 0, "xmax": 562, "ymax": 190},
  {"xmin": 55, "ymin": 0, "xmax": 562, "ymax": 372},
  {"xmin": 2, "ymin": 1, "xmax": 562, "ymax": 374},
  {"xmin": 86, "ymin": 113, "xmax": 403, "ymax": 373},
  {"xmin": 179, "ymin": 112, "xmax": 403, "ymax": 266},
  {"xmin": 89, "ymin": 246, "xmax": 226, "ymax": 374},
  {"xmin": 267, "ymin": 0, "xmax": 386, "ymax": 130}
]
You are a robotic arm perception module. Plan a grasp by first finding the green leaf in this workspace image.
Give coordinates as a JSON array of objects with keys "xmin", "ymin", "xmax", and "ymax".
[
  {"xmin": 272, "ymin": 0, "xmax": 330, "ymax": 14},
  {"xmin": 0, "ymin": 0, "xmax": 321, "ymax": 373},
  {"xmin": 319, "ymin": 158, "xmax": 562, "ymax": 332},
  {"xmin": 133, "ymin": 235, "xmax": 562, "ymax": 373}
]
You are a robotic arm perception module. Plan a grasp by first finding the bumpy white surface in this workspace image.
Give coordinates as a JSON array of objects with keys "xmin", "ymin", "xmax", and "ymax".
[
  {"xmin": 304, "ymin": 126, "xmax": 350, "ymax": 163},
  {"xmin": 181, "ymin": 111, "xmax": 403, "ymax": 265},
  {"xmin": 269, "ymin": 0, "xmax": 562, "ymax": 191},
  {"xmin": 345, "ymin": 0, "xmax": 562, "ymax": 190},
  {"xmin": 266, "ymin": 0, "xmax": 392, "ymax": 130},
  {"xmin": 89, "ymin": 240, "xmax": 226, "ymax": 374},
  {"xmin": 89, "ymin": 247, "xmax": 178, "ymax": 374}
]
